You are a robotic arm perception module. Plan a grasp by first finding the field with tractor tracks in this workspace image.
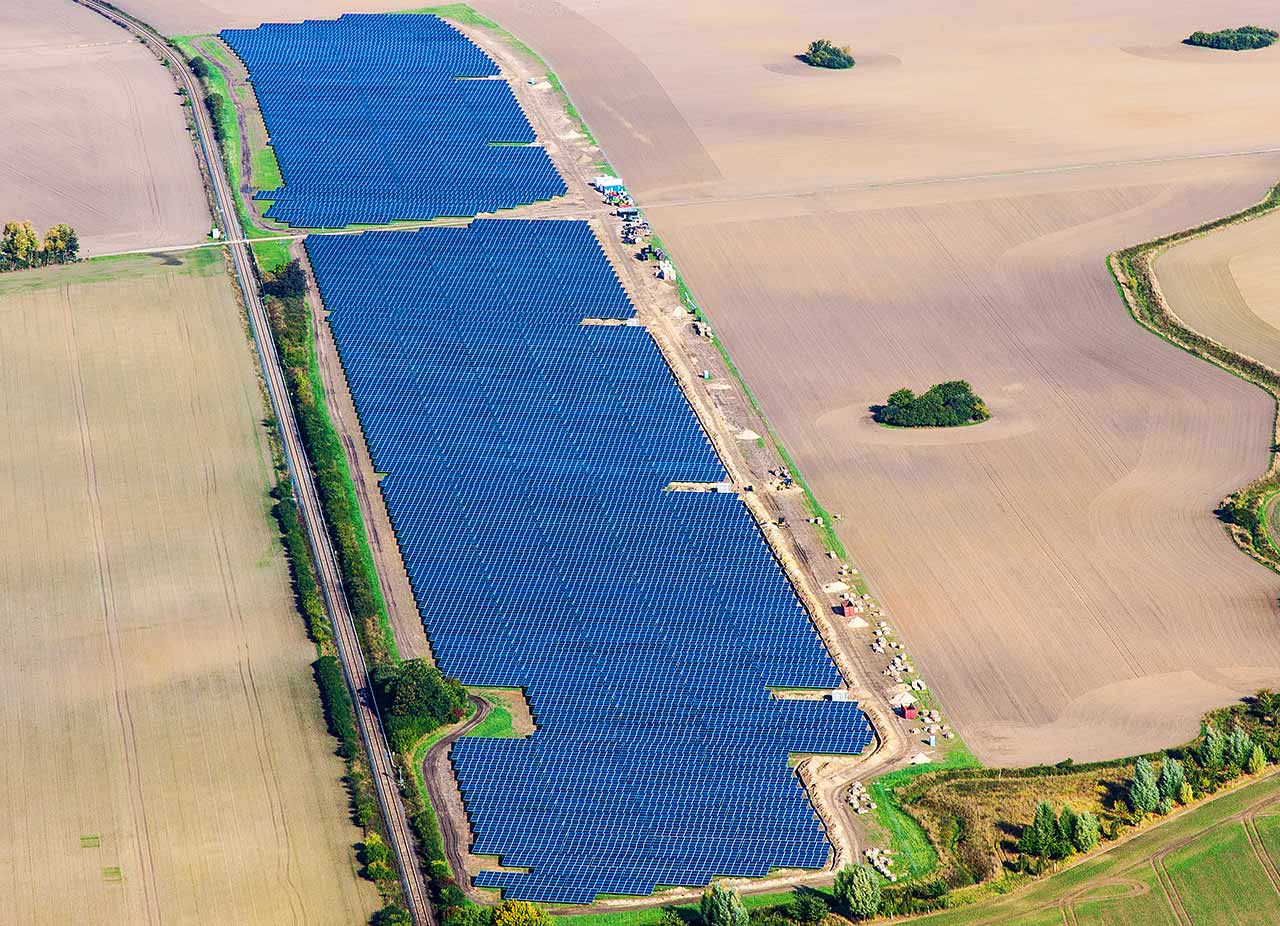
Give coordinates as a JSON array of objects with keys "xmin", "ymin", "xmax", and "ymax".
[
  {"xmin": 0, "ymin": 251, "xmax": 379, "ymax": 925},
  {"xmin": 0, "ymin": 1, "xmax": 208, "ymax": 255}
]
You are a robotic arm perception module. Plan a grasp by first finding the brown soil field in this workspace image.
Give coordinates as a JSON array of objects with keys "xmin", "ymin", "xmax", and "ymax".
[
  {"xmin": 1156, "ymin": 207, "xmax": 1280, "ymax": 372},
  {"xmin": 0, "ymin": 1, "xmax": 208, "ymax": 256},
  {"xmin": 459, "ymin": 0, "xmax": 1280, "ymax": 766},
  {"xmin": 0, "ymin": 251, "xmax": 379, "ymax": 925}
]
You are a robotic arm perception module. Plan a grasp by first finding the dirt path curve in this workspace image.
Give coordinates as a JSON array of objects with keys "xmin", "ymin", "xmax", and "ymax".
[
  {"xmin": 424, "ymin": 695, "xmax": 491, "ymax": 894},
  {"xmin": 1243, "ymin": 811, "xmax": 1280, "ymax": 896}
]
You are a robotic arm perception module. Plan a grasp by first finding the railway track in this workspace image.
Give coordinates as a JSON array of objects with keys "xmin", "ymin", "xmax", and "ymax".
[{"xmin": 71, "ymin": 2, "xmax": 435, "ymax": 922}]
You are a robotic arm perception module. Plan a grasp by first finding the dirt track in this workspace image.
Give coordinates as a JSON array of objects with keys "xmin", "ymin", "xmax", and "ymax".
[
  {"xmin": 0, "ymin": 252, "xmax": 378, "ymax": 925},
  {"xmin": 452, "ymin": 0, "xmax": 1280, "ymax": 766},
  {"xmin": 0, "ymin": 1, "xmax": 208, "ymax": 255}
]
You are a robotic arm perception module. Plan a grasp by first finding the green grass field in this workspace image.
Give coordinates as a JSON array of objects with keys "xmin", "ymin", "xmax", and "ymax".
[
  {"xmin": 467, "ymin": 702, "xmax": 516, "ymax": 738},
  {"xmin": 1165, "ymin": 820, "xmax": 1280, "ymax": 926},
  {"xmin": 896, "ymin": 770, "xmax": 1280, "ymax": 926}
]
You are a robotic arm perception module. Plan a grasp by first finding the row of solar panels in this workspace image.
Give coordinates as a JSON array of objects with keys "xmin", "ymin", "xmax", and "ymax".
[
  {"xmin": 221, "ymin": 14, "xmax": 565, "ymax": 226},
  {"xmin": 230, "ymin": 11, "xmax": 872, "ymax": 904},
  {"xmin": 304, "ymin": 219, "xmax": 873, "ymax": 901}
]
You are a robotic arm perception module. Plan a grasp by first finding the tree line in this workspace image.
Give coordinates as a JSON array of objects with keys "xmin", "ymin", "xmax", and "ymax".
[{"xmin": 1, "ymin": 221, "xmax": 79, "ymax": 272}]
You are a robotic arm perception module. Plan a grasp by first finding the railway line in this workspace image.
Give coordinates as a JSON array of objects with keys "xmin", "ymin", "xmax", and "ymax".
[{"xmin": 71, "ymin": 2, "xmax": 434, "ymax": 923}]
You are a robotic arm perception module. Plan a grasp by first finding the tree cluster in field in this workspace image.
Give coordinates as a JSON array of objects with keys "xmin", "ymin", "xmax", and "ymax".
[
  {"xmin": 1185, "ymin": 25, "xmax": 1277, "ymax": 50},
  {"xmin": 801, "ymin": 39, "xmax": 855, "ymax": 69},
  {"xmin": 370, "ymin": 659, "xmax": 468, "ymax": 752},
  {"xmin": 1, "ymin": 221, "xmax": 79, "ymax": 272},
  {"xmin": 1122, "ymin": 713, "xmax": 1270, "ymax": 821},
  {"xmin": 1015, "ymin": 802, "xmax": 1100, "ymax": 870},
  {"xmin": 872, "ymin": 380, "xmax": 990, "ymax": 427}
]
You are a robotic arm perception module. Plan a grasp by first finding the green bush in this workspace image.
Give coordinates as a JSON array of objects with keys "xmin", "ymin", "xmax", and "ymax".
[
  {"xmin": 372, "ymin": 905, "xmax": 414, "ymax": 926},
  {"xmin": 313, "ymin": 655, "xmax": 358, "ymax": 759},
  {"xmin": 873, "ymin": 380, "xmax": 990, "ymax": 427},
  {"xmin": 789, "ymin": 889, "xmax": 828, "ymax": 924},
  {"xmin": 370, "ymin": 659, "xmax": 467, "ymax": 751},
  {"xmin": 834, "ymin": 864, "xmax": 881, "ymax": 919},
  {"xmin": 801, "ymin": 38, "xmax": 855, "ymax": 69},
  {"xmin": 270, "ymin": 480, "xmax": 331, "ymax": 646},
  {"xmin": 1185, "ymin": 26, "xmax": 1277, "ymax": 50},
  {"xmin": 263, "ymin": 260, "xmax": 308, "ymax": 299}
]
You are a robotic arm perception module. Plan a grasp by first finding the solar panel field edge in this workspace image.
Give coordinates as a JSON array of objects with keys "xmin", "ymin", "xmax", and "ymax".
[
  {"xmin": 304, "ymin": 219, "xmax": 875, "ymax": 906},
  {"xmin": 236, "ymin": 12, "xmax": 880, "ymax": 904}
]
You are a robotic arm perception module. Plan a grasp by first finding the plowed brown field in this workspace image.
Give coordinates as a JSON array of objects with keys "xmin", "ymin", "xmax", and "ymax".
[
  {"xmin": 461, "ymin": 0, "xmax": 1280, "ymax": 764},
  {"xmin": 0, "ymin": 1, "xmax": 208, "ymax": 255},
  {"xmin": 0, "ymin": 251, "xmax": 379, "ymax": 925}
]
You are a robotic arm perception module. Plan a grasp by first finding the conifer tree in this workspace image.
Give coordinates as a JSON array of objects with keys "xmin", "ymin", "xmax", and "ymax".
[{"xmin": 1129, "ymin": 758, "xmax": 1160, "ymax": 814}]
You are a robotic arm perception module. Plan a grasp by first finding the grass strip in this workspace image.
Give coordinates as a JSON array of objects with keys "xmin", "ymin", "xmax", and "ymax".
[
  {"xmin": 868, "ymin": 746, "xmax": 981, "ymax": 881},
  {"xmin": 646, "ymin": 231, "xmax": 854, "ymax": 573},
  {"xmin": 466, "ymin": 701, "xmax": 516, "ymax": 738},
  {"xmin": 404, "ymin": 4, "xmax": 600, "ymax": 148},
  {"xmin": 171, "ymin": 34, "xmax": 284, "ymax": 241},
  {"xmin": 404, "ymin": 700, "xmax": 478, "ymax": 906},
  {"xmin": 250, "ymin": 237, "xmax": 293, "ymax": 273}
]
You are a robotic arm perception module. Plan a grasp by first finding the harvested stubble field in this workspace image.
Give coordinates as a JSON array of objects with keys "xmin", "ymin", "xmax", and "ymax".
[
  {"xmin": 0, "ymin": 252, "xmax": 378, "ymax": 925},
  {"xmin": 0, "ymin": 1, "xmax": 208, "ymax": 255},
  {"xmin": 464, "ymin": 0, "xmax": 1280, "ymax": 764}
]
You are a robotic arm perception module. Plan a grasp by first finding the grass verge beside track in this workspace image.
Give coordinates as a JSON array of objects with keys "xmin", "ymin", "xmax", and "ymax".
[
  {"xmin": 263, "ymin": 275, "xmax": 400, "ymax": 664},
  {"xmin": 408, "ymin": 4, "xmax": 600, "ymax": 147},
  {"xmin": 171, "ymin": 33, "xmax": 286, "ymax": 249}
]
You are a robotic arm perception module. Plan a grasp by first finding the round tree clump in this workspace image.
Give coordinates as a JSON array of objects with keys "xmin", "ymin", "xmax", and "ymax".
[
  {"xmin": 1185, "ymin": 26, "xmax": 1277, "ymax": 50},
  {"xmin": 801, "ymin": 39, "xmax": 855, "ymax": 69},
  {"xmin": 872, "ymin": 380, "xmax": 990, "ymax": 428}
]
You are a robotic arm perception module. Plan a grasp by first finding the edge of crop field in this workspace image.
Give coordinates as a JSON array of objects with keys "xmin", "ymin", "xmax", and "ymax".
[{"xmin": 1108, "ymin": 180, "xmax": 1280, "ymax": 574}]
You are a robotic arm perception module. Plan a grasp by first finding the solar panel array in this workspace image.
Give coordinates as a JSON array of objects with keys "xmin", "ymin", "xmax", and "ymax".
[
  {"xmin": 306, "ymin": 220, "xmax": 873, "ymax": 903},
  {"xmin": 221, "ymin": 14, "xmax": 566, "ymax": 227}
]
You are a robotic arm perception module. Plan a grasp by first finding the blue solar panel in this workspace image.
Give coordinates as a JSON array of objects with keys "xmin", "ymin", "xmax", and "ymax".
[
  {"xmin": 306, "ymin": 220, "xmax": 873, "ymax": 904},
  {"xmin": 221, "ymin": 14, "xmax": 566, "ymax": 227}
]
